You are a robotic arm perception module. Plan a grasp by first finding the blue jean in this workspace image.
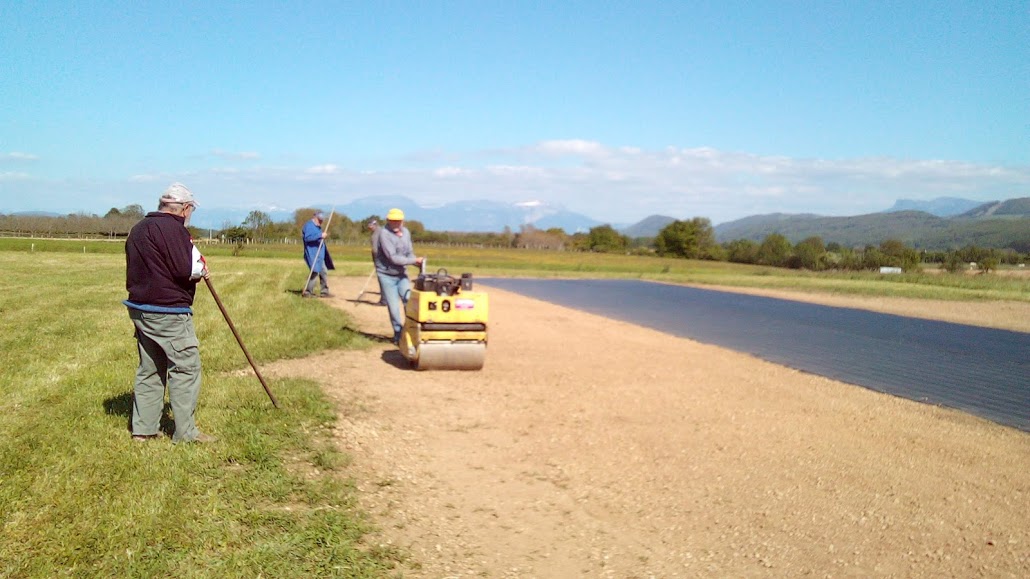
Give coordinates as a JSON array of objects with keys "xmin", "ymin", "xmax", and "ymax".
[{"xmin": 377, "ymin": 273, "xmax": 411, "ymax": 343}]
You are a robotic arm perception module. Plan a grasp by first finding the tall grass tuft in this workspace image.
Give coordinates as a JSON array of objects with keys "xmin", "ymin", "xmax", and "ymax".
[{"xmin": 0, "ymin": 250, "xmax": 397, "ymax": 577}]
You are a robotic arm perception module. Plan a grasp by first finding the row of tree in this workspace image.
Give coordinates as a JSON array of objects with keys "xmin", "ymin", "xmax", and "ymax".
[
  {"xmin": 0, "ymin": 207, "xmax": 556, "ymax": 248},
  {"xmin": 2, "ymin": 209, "xmax": 1026, "ymax": 273},
  {"xmin": 0, "ymin": 207, "xmax": 390, "ymax": 243},
  {"xmin": 580, "ymin": 218, "xmax": 1025, "ymax": 273}
]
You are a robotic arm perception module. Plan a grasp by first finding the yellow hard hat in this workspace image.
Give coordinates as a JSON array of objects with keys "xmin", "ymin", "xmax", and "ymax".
[{"xmin": 386, "ymin": 208, "xmax": 405, "ymax": 220}]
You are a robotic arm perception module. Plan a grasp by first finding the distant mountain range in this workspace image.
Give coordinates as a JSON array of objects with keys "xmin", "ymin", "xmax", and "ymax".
[
  {"xmin": 883, "ymin": 197, "xmax": 984, "ymax": 217},
  {"xmin": 7, "ymin": 197, "xmax": 606, "ymax": 233},
  {"xmin": 621, "ymin": 215, "xmax": 677, "ymax": 238},
  {"xmin": 184, "ymin": 196, "xmax": 604, "ymax": 234},
  {"xmin": 9, "ymin": 195, "xmax": 1028, "ymax": 251},
  {"xmin": 333, "ymin": 196, "xmax": 603, "ymax": 233},
  {"xmin": 709, "ymin": 198, "xmax": 1030, "ymax": 252}
]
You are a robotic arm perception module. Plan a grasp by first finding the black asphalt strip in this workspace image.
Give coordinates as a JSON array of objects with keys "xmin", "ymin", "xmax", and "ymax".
[{"xmin": 480, "ymin": 278, "xmax": 1030, "ymax": 432}]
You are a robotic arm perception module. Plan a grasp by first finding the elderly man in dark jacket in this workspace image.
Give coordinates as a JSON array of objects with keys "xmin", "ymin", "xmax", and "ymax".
[{"xmin": 124, "ymin": 183, "xmax": 215, "ymax": 444}]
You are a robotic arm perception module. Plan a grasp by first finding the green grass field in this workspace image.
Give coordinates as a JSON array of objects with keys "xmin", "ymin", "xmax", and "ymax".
[
  {"xmin": 1, "ymin": 239, "xmax": 1026, "ymax": 577},
  {"xmin": 0, "ymin": 249, "xmax": 399, "ymax": 577}
]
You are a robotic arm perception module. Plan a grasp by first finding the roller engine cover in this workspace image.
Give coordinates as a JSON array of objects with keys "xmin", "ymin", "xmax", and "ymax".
[{"xmin": 415, "ymin": 268, "xmax": 463, "ymax": 296}]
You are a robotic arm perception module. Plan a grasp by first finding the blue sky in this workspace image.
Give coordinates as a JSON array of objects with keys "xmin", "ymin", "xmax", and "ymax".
[{"xmin": 2, "ymin": 0, "xmax": 1027, "ymax": 227}]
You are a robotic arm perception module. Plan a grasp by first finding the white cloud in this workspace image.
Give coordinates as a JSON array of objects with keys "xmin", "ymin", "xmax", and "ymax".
[
  {"xmin": 305, "ymin": 164, "xmax": 340, "ymax": 175},
  {"xmin": 211, "ymin": 149, "xmax": 260, "ymax": 161},
  {"xmin": 487, "ymin": 165, "xmax": 546, "ymax": 177},
  {"xmin": 433, "ymin": 166, "xmax": 469, "ymax": 177},
  {"xmin": 0, "ymin": 171, "xmax": 31, "ymax": 180},
  {"xmin": 1, "ymin": 152, "xmax": 39, "ymax": 162},
  {"xmin": 129, "ymin": 174, "xmax": 164, "ymax": 183},
  {"xmin": 535, "ymin": 139, "xmax": 607, "ymax": 157}
]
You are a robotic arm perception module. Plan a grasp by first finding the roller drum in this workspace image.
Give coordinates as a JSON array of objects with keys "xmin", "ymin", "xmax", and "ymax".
[{"xmin": 415, "ymin": 342, "xmax": 486, "ymax": 371}]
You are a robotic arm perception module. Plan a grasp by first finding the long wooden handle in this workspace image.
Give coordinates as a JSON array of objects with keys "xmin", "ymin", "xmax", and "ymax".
[{"xmin": 204, "ymin": 277, "xmax": 280, "ymax": 408}]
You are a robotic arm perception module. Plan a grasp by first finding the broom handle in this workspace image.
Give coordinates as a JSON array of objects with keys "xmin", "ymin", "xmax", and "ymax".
[{"xmin": 204, "ymin": 277, "xmax": 280, "ymax": 408}]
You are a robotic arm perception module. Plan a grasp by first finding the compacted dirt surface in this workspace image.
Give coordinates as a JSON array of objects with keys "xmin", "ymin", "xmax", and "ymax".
[{"xmin": 268, "ymin": 276, "xmax": 1029, "ymax": 578}]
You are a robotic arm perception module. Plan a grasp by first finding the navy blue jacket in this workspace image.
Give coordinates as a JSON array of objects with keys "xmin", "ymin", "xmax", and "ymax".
[{"xmin": 125, "ymin": 212, "xmax": 198, "ymax": 308}]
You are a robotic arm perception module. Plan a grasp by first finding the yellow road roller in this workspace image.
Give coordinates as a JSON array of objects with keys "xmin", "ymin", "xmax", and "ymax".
[{"xmin": 400, "ymin": 267, "xmax": 488, "ymax": 370}]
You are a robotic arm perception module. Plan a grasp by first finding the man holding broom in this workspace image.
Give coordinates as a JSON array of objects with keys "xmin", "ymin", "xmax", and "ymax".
[
  {"xmin": 302, "ymin": 210, "xmax": 335, "ymax": 298},
  {"xmin": 124, "ymin": 183, "xmax": 216, "ymax": 444}
]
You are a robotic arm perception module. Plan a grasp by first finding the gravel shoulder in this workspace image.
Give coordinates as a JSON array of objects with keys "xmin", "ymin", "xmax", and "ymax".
[
  {"xmin": 686, "ymin": 283, "xmax": 1030, "ymax": 334},
  {"xmin": 268, "ymin": 277, "xmax": 1029, "ymax": 578}
]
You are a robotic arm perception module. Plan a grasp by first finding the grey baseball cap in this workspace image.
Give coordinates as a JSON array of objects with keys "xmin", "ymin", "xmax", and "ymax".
[{"xmin": 159, "ymin": 182, "xmax": 197, "ymax": 206}]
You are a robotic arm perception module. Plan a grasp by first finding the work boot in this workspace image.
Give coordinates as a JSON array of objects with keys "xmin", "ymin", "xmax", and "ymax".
[
  {"xmin": 319, "ymin": 292, "xmax": 334, "ymax": 298},
  {"xmin": 301, "ymin": 291, "xmax": 313, "ymax": 298}
]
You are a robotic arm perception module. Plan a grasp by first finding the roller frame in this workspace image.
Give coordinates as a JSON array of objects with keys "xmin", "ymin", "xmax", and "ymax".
[{"xmin": 400, "ymin": 284, "xmax": 488, "ymax": 371}]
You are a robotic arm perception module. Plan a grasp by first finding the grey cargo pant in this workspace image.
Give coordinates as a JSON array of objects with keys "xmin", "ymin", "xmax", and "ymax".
[{"xmin": 128, "ymin": 309, "xmax": 202, "ymax": 443}]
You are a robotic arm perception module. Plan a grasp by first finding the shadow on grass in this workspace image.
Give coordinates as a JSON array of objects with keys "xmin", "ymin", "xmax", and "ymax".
[{"xmin": 102, "ymin": 391, "xmax": 175, "ymax": 436}]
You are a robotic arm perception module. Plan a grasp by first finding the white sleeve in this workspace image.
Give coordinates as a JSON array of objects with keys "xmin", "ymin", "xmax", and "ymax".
[{"xmin": 189, "ymin": 244, "xmax": 208, "ymax": 280}]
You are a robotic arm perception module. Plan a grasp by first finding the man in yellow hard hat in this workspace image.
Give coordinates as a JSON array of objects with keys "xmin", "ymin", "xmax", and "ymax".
[{"xmin": 372, "ymin": 208, "xmax": 424, "ymax": 344}]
